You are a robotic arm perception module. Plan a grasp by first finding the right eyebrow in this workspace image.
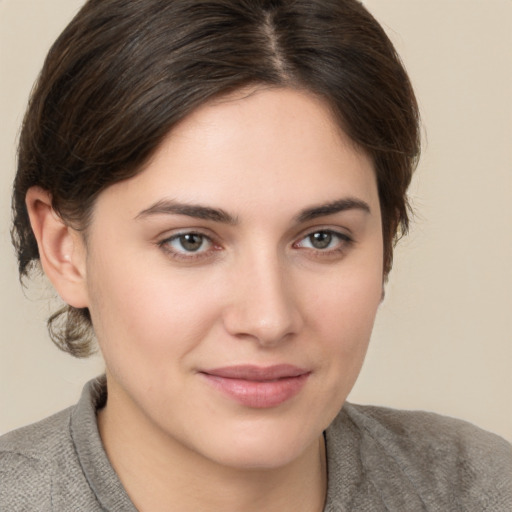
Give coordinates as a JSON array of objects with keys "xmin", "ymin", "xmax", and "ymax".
[{"xmin": 135, "ymin": 199, "xmax": 238, "ymax": 225}]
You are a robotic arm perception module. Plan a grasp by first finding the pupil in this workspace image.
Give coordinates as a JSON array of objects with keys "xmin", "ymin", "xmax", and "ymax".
[
  {"xmin": 310, "ymin": 231, "xmax": 332, "ymax": 249},
  {"xmin": 181, "ymin": 234, "xmax": 203, "ymax": 251}
]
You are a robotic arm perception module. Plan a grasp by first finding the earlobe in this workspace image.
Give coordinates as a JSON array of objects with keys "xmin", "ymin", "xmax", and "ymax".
[{"xmin": 25, "ymin": 186, "xmax": 89, "ymax": 308}]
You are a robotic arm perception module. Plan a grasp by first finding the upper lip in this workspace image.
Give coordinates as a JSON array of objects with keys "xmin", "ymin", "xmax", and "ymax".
[{"xmin": 201, "ymin": 364, "xmax": 309, "ymax": 381}]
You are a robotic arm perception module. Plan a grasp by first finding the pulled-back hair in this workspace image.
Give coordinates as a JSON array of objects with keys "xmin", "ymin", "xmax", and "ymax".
[{"xmin": 12, "ymin": 0, "xmax": 420, "ymax": 357}]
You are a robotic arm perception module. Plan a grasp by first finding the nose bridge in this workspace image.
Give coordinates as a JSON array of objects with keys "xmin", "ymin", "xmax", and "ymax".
[{"xmin": 223, "ymin": 245, "xmax": 302, "ymax": 346}]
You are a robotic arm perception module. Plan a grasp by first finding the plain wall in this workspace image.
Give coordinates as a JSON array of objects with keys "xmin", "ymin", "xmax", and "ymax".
[{"xmin": 1, "ymin": 0, "xmax": 511, "ymax": 441}]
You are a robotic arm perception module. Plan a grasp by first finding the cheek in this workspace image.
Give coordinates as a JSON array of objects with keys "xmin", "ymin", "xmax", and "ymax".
[
  {"xmin": 320, "ymin": 288, "xmax": 380, "ymax": 362},
  {"xmin": 86, "ymin": 253, "xmax": 223, "ymax": 365},
  {"xmin": 306, "ymin": 262, "xmax": 383, "ymax": 378},
  {"xmin": 308, "ymin": 258, "xmax": 383, "ymax": 339}
]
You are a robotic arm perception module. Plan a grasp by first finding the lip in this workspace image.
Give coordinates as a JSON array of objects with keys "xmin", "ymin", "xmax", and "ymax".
[{"xmin": 199, "ymin": 365, "xmax": 311, "ymax": 408}]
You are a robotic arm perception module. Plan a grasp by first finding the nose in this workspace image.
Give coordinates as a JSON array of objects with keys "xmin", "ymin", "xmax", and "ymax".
[{"xmin": 222, "ymin": 252, "xmax": 303, "ymax": 347}]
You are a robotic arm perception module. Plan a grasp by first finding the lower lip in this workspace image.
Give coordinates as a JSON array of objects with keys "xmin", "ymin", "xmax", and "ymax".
[{"xmin": 201, "ymin": 373, "xmax": 310, "ymax": 408}]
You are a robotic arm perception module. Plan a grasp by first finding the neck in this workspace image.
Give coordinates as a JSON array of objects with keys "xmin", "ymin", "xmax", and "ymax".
[{"xmin": 98, "ymin": 380, "xmax": 327, "ymax": 512}]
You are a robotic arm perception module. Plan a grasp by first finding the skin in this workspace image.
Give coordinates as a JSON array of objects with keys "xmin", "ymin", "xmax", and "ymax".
[{"xmin": 27, "ymin": 87, "xmax": 384, "ymax": 512}]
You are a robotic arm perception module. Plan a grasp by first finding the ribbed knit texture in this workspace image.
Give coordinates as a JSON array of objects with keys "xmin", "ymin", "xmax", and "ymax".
[{"xmin": 1, "ymin": 377, "xmax": 511, "ymax": 511}]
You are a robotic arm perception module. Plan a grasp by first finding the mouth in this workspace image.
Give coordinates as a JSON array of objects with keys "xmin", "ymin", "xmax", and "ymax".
[{"xmin": 199, "ymin": 365, "xmax": 311, "ymax": 408}]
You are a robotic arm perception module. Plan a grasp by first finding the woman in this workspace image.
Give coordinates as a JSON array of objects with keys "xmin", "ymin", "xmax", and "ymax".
[{"xmin": 1, "ymin": 0, "xmax": 511, "ymax": 510}]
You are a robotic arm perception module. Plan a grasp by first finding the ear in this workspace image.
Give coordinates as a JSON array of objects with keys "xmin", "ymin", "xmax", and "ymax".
[{"xmin": 26, "ymin": 186, "xmax": 89, "ymax": 308}]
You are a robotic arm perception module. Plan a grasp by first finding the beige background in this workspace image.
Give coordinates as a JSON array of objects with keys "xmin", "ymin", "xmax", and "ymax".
[{"xmin": 1, "ymin": 0, "xmax": 511, "ymax": 441}]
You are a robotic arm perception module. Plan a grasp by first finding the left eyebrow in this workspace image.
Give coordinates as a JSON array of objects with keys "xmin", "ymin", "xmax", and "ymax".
[{"xmin": 295, "ymin": 197, "xmax": 371, "ymax": 223}]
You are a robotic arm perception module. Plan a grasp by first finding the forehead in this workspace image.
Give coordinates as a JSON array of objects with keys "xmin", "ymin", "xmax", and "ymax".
[
  {"xmin": 165, "ymin": 86, "xmax": 365, "ymax": 170},
  {"xmin": 94, "ymin": 87, "xmax": 379, "ymax": 221}
]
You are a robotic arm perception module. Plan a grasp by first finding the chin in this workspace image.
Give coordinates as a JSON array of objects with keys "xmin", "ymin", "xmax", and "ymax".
[
  {"xmin": 211, "ymin": 444, "xmax": 311, "ymax": 471},
  {"xmin": 194, "ymin": 417, "xmax": 324, "ymax": 471}
]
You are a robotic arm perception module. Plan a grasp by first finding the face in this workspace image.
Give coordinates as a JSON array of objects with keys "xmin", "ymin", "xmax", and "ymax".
[{"xmin": 82, "ymin": 87, "xmax": 383, "ymax": 469}]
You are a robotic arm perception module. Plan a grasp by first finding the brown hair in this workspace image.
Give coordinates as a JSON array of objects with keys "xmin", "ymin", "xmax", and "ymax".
[{"xmin": 12, "ymin": 0, "xmax": 420, "ymax": 357}]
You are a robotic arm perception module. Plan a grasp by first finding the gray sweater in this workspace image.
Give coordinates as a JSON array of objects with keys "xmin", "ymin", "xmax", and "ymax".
[{"xmin": 1, "ymin": 377, "xmax": 511, "ymax": 511}]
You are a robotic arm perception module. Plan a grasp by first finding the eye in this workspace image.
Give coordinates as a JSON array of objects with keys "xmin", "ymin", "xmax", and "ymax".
[
  {"xmin": 161, "ymin": 232, "xmax": 213, "ymax": 255},
  {"xmin": 295, "ymin": 230, "xmax": 351, "ymax": 251}
]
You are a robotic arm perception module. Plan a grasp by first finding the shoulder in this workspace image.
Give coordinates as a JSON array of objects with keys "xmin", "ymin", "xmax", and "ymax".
[
  {"xmin": 342, "ymin": 403, "xmax": 512, "ymax": 463},
  {"xmin": 0, "ymin": 406, "xmax": 73, "ymax": 456},
  {"xmin": 0, "ymin": 408, "xmax": 92, "ymax": 512},
  {"xmin": 0, "ymin": 407, "xmax": 74, "ymax": 469},
  {"xmin": 0, "ymin": 408, "xmax": 81, "ymax": 510},
  {"xmin": 332, "ymin": 403, "xmax": 512, "ymax": 510},
  {"xmin": 0, "ymin": 379, "xmax": 119, "ymax": 511}
]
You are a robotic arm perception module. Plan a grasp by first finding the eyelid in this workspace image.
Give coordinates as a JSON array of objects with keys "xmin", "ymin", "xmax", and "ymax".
[
  {"xmin": 157, "ymin": 226, "xmax": 216, "ymax": 244},
  {"xmin": 156, "ymin": 225, "xmax": 354, "ymax": 263},
  {"xmin": 293, "ymin": 227, "xmax": 354, "ymax": 253},
  {"xmin": 295, "ymin": 225, "xmax": 353, "ymax": 243},
  {"xmin": 158, "ymin": 229, "xmax": 221, "ymax": 261}
]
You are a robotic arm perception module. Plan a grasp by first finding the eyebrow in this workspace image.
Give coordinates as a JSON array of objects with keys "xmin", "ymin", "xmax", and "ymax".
[
  {"xmin": 135, "ymin": 196, "xmax": 371, "ymax": 225},
  {"xmin": 135, "ymin": 199, "xmax": 237, "ymax": 224},
  {"xmin": 295, "ymin": 197, "xmax": 371, "ymax": 223}
]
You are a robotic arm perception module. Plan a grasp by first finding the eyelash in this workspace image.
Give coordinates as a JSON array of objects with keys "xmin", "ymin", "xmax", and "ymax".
[
  {"xmin": 293, "ymin": 230, "xmax": 353, "ymax": 257},
  {"xmin": 158, "ymin": 231, "xmax": 218, "ymax": 261},
  {"xmin": 158, "ymin": 229, "xmax": 353, "ymax": 262}
]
